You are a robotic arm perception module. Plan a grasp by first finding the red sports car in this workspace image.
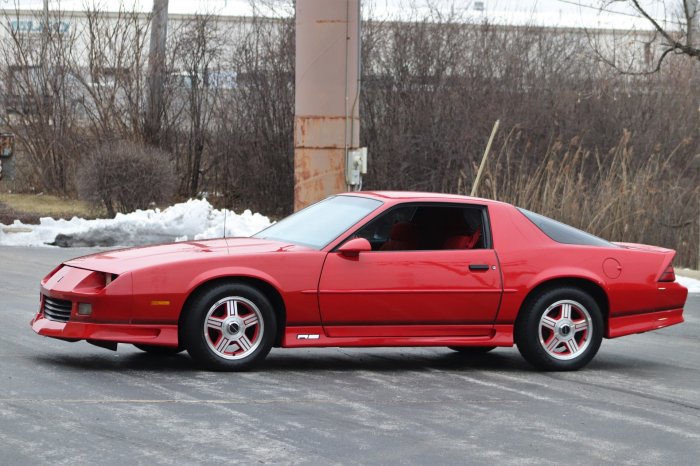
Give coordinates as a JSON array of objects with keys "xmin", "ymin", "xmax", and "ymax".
[{"xmin": 32, "ymin": 192, "xmax": 688, "ymax": 371}]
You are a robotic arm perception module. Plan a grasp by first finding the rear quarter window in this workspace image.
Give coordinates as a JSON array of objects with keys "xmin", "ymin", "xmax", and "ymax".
[{"xmin": 517, "ymin": 208, "xmax": 616, "ymax": 247}]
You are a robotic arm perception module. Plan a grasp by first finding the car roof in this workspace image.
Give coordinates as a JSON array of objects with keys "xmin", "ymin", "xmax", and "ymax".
[{"xmin": 341, "ymin": 191, "xmax": 510, "ymax": 206}]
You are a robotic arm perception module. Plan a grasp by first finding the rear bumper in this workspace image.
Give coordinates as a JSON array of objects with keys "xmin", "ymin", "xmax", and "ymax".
[
  {"xmin": 31, "ymin": 313, "xmax": 178, "ymax": 346},
  {"xmin": 606, "ymin": 308, "xmax": 684, "ymax": 338}
]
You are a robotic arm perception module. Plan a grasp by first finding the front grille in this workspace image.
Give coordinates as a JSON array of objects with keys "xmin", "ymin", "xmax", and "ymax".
[{"xmin": 43, "ymin": 297, "xmax": 73, "ymax": 322}]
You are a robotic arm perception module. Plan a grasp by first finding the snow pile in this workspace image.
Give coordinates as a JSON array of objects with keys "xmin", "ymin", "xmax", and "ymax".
[
  {"xmin": 0, "ymin": 199, "xmax": 270, "ymax": 247},
  {"xmin": 676, "ymin": 275, "xmax": 700, "ymax": 294}
]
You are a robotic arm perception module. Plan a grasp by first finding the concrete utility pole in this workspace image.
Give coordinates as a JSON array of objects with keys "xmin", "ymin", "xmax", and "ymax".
[
  {"xmin": 690, "ymin": 0, "xmax": 700, "ymax": 270},
  {"xmin": 41, "ymin": 0, "xmax": 49, "ymax": 67},
  {"xmin": 687, "ymin": 0, "xmax": 699, "ymax": 47},
  {"xmin": 43, "ymin": 0, "xmax": 49, "ymax": 30},
  {"xmin": 146, "ymin": 0, "xmax": 169, "ymax": 143},
  {"xmin": 294, "ymin": 0, "xmax": 361, "ymax": 210}
]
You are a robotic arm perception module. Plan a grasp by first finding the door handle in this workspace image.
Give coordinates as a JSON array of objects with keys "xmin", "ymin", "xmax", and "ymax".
[{"xmin": 469, "ymin": 264, "xmax": 490, "ymax": 271}]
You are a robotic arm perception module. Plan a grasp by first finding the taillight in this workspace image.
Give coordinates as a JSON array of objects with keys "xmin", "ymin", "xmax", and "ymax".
[{"xmin": 659, "ymin": 265, "xmax": 675, "ymax": 282}]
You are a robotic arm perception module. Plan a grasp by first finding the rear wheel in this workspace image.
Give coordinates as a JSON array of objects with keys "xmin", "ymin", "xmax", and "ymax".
[
  {"xmin": 183, "ymin": 283, "xmax": 276, "ymax": 371},
  {"xmin": 133, "ymin": 344, "xmax": 184, "ymax": 355},
  {"xmin": 515, "ymin": 287, "xmax": 603, "ymax": 371},
  {"xmin": 448, "ymin": 346, "xmax": 496, "ymax": 355}
]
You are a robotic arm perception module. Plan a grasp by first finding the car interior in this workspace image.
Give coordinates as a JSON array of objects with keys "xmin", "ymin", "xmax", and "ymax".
[{"xmin": 352, "ymin": 205, "xmax": 486, "ymax": 251}]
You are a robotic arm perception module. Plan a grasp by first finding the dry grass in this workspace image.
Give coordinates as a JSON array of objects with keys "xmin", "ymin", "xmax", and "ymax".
[
  {"xmin": 461, "ymin": 128, "xmax": 699, "ymax": 267},
  {"xmin": 0, "ymin": 193, "xmax": 103, "ymax": 223}
]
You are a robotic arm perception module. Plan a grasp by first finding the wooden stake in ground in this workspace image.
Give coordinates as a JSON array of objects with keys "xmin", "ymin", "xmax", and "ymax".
[{"xmin": 471, "ymin": 119, "xmax": 500, "ymax": 197}]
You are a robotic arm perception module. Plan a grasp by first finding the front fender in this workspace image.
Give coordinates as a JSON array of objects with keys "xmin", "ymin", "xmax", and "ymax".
[
  {"xmin": 184, "ymin": 266, "xmax": 284, "ymax": 298},
  {"xmin": 129, "ymin": 264, "xmax": 285, "ymax": 325}
]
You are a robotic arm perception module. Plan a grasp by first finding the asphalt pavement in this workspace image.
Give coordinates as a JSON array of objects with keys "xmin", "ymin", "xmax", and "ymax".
[{"xmin": 1, "ymin": 246, "xmax": 699, "ymax": 465}]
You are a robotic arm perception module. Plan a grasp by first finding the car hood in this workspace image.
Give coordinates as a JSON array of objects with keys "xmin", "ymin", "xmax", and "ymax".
[{"xmin": 64, "ymin": 237, "xmax": 312, "ymax": 274}]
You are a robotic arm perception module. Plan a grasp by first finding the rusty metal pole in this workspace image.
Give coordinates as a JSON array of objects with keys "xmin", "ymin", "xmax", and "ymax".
[{"xmin": 294, "ymin": 0, "xmax": 361, "ymax": 210}]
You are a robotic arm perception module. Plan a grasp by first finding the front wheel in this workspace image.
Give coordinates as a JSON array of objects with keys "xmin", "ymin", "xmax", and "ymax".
[
  {"xmin": 182, "ymin": 283, "xmax": 277, "ymax": 371},
  {"xmin": 515, "ymin": 287, "xmax": 603, "ymax": 371}
]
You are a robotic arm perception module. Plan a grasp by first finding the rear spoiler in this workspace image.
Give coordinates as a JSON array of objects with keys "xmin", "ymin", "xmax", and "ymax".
[{"xmin": 612, "ymin": 242, "xmax": 676, "ymax": 282}]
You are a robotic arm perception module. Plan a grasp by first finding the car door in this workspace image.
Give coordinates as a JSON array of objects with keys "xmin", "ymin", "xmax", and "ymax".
[{"xmin": 317, "ymin": 203, "xmax": 503, "ymax": 338}]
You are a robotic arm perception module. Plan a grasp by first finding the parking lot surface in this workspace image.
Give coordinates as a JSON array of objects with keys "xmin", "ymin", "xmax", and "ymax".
[{"xmin": 1, "ymin": 246, "xmax": 699, "ymax": 465}]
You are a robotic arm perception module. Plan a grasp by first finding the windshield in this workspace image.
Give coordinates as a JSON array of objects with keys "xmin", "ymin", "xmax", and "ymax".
[
  {"xmin": 517, "ymin": 208, "xmax": 616, "ymax": 247},
  {"xmin": 253, "ymin": 195, "xmax": 383, "ymax": 249}
]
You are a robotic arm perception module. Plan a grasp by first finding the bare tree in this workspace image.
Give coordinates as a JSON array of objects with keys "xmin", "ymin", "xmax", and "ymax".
[
  {"xmin": 205, "ymin": 14, "xmax": 295, "ymax": 216},
  {"xmin": 0, "ymin": 1, "xmax": 697, "ymax": 265},
  {"xmin": 594, "ymin": 1, "xmax": 700, "ymax": 269},
  {"xmin": 0, "ymin": 7, "xmax": 83, "ymax": 193},
  {"xmin": 0, "ymin": 3, "xmax": 151, "ymax": 192},
  {"xmin": 591, "ymin": 1, "xmax": 700, "ymax": 72},
  {"xmin": 358, "ymin": 6, "xmax": 698, "ymax": 266},
  {"xmin": 166, "ymin": 14, "xmax": 224, "ymax": 197},
  {"xmin": 72, "ymin": 5, "xmax": 151, "ymax": 140}
]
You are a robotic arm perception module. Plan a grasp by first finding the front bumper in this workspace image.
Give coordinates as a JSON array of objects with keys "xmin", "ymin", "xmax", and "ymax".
[
  {"xmin": 33, "ymin": 265, "xmax": 179, "ymax": 347},
  {"xmin": 31, "ymin": 313, "xmax": 178, "ymax": 345}
]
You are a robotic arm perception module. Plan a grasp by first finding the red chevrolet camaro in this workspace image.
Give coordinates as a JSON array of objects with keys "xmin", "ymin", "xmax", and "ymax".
[{"xmin": 32, "ymin": 192, "xmax": 688, "ymax": 371}]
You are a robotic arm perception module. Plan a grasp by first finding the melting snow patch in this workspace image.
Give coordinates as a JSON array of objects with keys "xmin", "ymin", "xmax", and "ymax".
[
  {"xmin": 676, "ymin": 275, "xmax": 700, "ymax": 294},
  {"xmin": 0, "ymin": 199, "xmax": 271, "ymax": 247}
]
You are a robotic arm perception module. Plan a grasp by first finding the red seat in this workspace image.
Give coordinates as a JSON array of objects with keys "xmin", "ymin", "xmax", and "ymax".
[
  {"xmin": 443, "ymin": 229, "xmax": 481, "ymax": 250},
  {"xmin": 380, "ymin": 223, "xmax": 417, "ymax": 251}
]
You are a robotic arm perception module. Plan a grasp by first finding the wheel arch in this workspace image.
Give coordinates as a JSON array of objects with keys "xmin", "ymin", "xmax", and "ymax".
[
  {"xmin": 517, "ymin": 277, "xmax": 609, "ymax": 332},
  {"xmin": 178, "ymin": 276, "xmax": 287, "ymax": 347}
]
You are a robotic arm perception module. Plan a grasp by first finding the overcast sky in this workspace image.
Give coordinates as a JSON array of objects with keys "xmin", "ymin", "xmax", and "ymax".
[{"xmin": 1, "ymin": 1, "xmax": 677, "ymax": 29}]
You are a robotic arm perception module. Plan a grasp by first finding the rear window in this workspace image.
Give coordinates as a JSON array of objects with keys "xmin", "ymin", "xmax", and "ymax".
[{"xmin": 517, "ymin": 208, "xmax": 616, "ymax": 247}]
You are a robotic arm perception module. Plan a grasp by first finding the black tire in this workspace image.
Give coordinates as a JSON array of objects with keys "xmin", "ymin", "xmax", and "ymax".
[
  {"xmin": 515, "ymin": 286, "xmax": 603, "ymax": 371},
  {"xmin": 182, "ymin": 282, "xmax": 276, "ymax": 371},
  {"xmin": 133, "ymin": 344, "xmax": 184, "ymax": 355},
  {"xmin": 448, "ymin": 346, "xmax": 496, "ymax": 355}
]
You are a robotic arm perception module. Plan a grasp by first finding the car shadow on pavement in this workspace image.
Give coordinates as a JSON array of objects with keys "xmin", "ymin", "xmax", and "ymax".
[
  {"xmin": 31, "ymin": 352, "xmax": 197, "ymax": 372},
  {"xmin": 30, "ymin": 347, "xmax": 656, "ymax": 373},
  {"xmin": 31, "ymin": 349, "xmax": 531, "ymax": 373},
  {"xmin": 261, "ymin": 349, "xmax": 536, "ymax": 372}
]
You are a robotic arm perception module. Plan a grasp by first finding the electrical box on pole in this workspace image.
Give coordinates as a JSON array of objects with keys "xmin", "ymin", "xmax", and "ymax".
[{"xmin": 345, "ymin": 147, "xmax": 367, "ymax": 187}]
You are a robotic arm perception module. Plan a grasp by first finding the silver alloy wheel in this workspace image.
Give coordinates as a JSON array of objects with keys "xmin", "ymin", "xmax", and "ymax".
[
  {"xmin": 538, "ymin": 299, "xmax": 592, "ymax": 361},
  {"xmin": 203, "ymin": 296, "xmax": 264, "ymax": 360}
]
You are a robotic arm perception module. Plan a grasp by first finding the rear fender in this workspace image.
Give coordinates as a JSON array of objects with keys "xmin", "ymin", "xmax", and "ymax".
[
  {"xmin": 497, "ymin": 267, "xmax": 608, "ymax": 324},
  {"xmin": 528, "ymin": 267, "xmax": 607, "ymax": 291}
]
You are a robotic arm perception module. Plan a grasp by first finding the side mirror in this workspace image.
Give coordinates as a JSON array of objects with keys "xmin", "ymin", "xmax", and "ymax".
[{"xmin": 337, "ymin": 237, "xmax": 372, "ymax": 257}]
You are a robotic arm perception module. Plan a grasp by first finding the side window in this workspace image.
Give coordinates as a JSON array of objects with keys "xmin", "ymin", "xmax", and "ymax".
[
  {"xmin": 352, "ymin": 204, "xmax": 487, "ymax": 251},
  {"xmin": 355, "ymin": 206, "xmax": 416, "ymax": 250}
]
